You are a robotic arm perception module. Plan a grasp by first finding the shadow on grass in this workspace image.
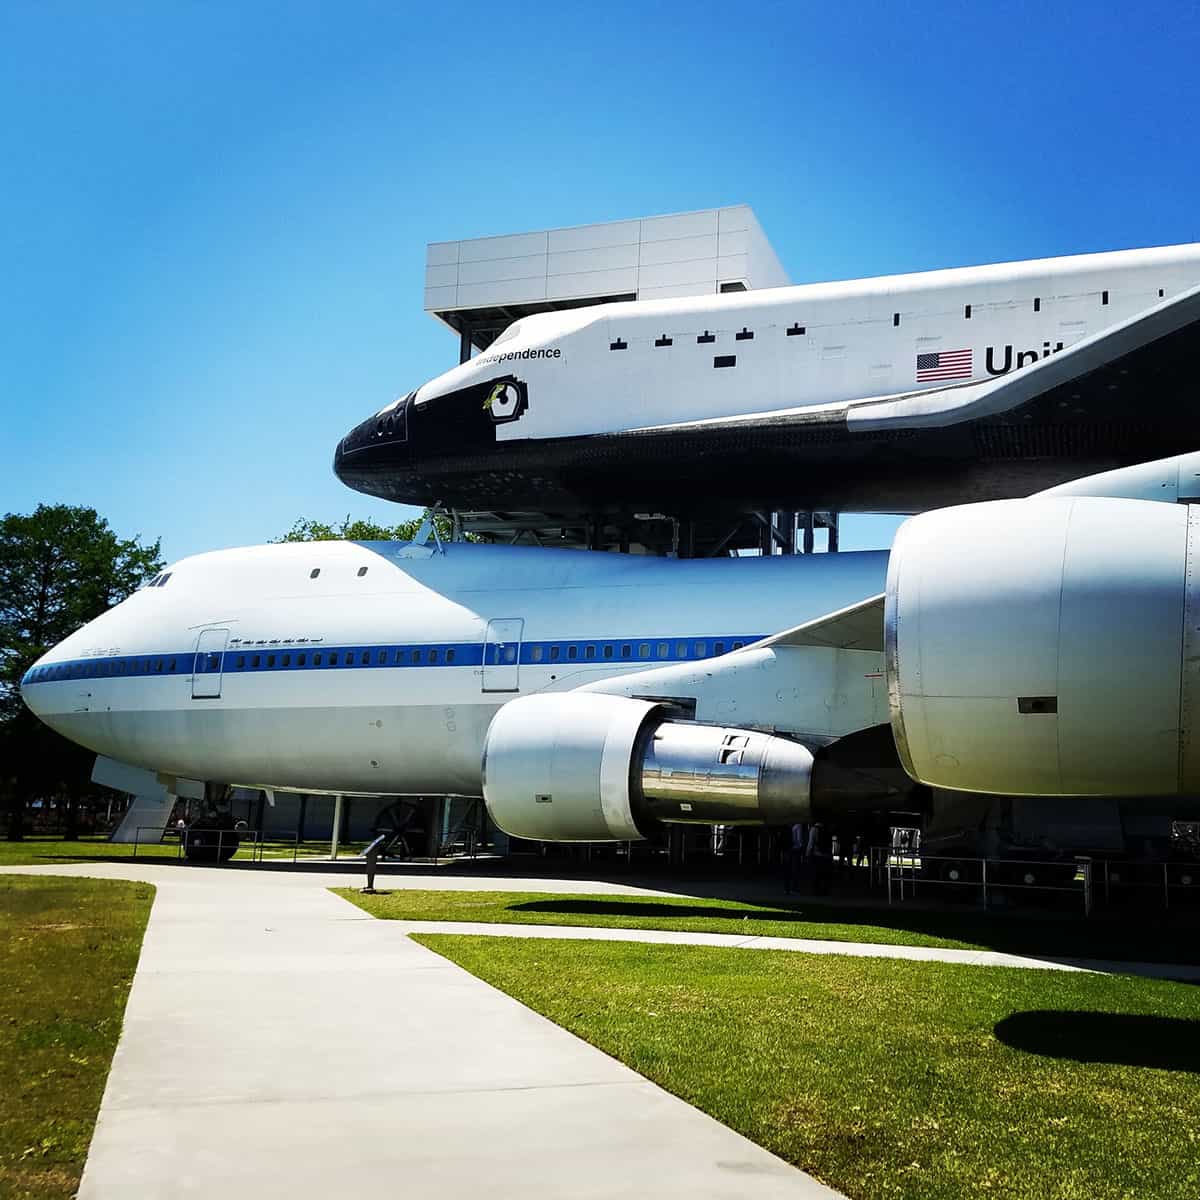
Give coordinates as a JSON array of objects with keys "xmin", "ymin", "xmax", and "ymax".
[
  {"xmin": 995, "ymin": 1010, "xmax": 1200, "ymax": 1071},
  {"xmin": 507, "ymin": 897, "xmax": 1200, "ymax": 963}
]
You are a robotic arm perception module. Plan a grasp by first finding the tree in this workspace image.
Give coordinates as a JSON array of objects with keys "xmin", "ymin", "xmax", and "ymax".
[
  {"xmin": 275, "ymin": 512, "xmax": 466, "ymax": 543},
  {"xmin": 0, "ymin": 505, "xmax": 163, "ymax": 839}
]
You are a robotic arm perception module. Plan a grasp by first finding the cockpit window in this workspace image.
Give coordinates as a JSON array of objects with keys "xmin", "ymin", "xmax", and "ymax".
[{"xmin": 491, "ymin": 323, "xmax": 522, "ymax": 347}]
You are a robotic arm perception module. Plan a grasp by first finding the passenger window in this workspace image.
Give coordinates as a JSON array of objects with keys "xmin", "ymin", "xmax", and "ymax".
[
  {"xmin": 503, "ymin": 646, "xmax": 516, "ymax": 663},
  {"xmin": 550, "ymin": 646, "xmax": 560, "ymax": 662},
  {"xmin": 310, "ymin": 569, "xmax": 320, "ymax": 579},
  {"xmin": 568, "ymin": 646, "xmax": 578, "ymax": 660},
  {"xmin": 252, "ymin": 655, "xmax": 260, "ymax": 668},
  {"xmin": 357, "ymin": 566, "xmax": 368, "ymax": 577},
  {"xmin": 100, "ymin": 662, "xmax": 109, "ymax": 676},
  {"xmin": 267, "ymin": 655, "xmax": 276, "ymax": 668},
  {"xmin": 346, "ymin": 652, "xmax": 356, "ymax": 665},
  {"xmin": 412, "ymin": 649, "xmax": 421, "ymax": 664},
  {"xmin": 604, "ymin": 645, "xmax": 613, "ymax": 659},
  {"xmin": 446, "ymin": 648, "xmax": 455, "ymax": 663},
  {"xmin": 639, "ymin": 643, "xmax": 650, "ymax": 658},
  {"xmin": 658, "ymin": 643, "xmax": 669, "ymax": 657},
  {"xmin": 676, "ymin": 642, "xmax": 686, "ymax": 656},
  {"xmin": 314, "ymin": 653, "xmax": 322, "ymax": 666},
  {"xmin": 585, "ymin": 645, "xmax": 595, "ymax": 660},
  {"xmin": 621, "ymin": 645, "xmax": 632, "ymax": 658},
  {"xmin": 169, "ymin": 659, "xmax": 177, "ymax": 671},
  {"xmin": 531, "ymin": 647, "xmax": 543, "ymax": 662},
  {"xmin": 695, "ymin": 642, "xmax": 707, "ymax": 656},
  {"xmin": 282, "ymin": 654, "xmax": 291, "ymax": 667},
  {"xmin": 237, "ymin": 656, "xmax": 246, "ymax": 669},
  {"xmin": 329, "ymin": 652, "xmax": 339, "ymax": 666},
  {"xmin": 715, "ymin": 642, "xmax": 725, "ymax": 655},
  {"xmin": 298, "ymin": 654, "xmax": 307, "ymax": 666},
  {"xmin": 377, "ymin": 650, "xmax": 386, "ymax": 665},
  {"xmin": 429, "ymin": 649, "xmax": 439, "ymax": 664}
]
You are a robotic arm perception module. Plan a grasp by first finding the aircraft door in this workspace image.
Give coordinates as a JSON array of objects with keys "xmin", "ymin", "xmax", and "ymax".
[
  {"xmin": 482, "ymin": 618, "xmax": 524, "ymax": 693},
  {"xmin": 191, "ymin": 629, "xmax": 229, "ymax": 699}
]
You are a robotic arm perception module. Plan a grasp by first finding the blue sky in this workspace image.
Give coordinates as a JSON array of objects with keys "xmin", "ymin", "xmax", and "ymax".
[{"xmin": 2, "ymin": 1, "xmax": 1198, "ymax": 562}]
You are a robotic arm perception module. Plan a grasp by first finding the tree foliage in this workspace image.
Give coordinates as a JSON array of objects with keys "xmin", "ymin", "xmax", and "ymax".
[
  {"xmin": 0, "ymin": 504, "xmax": 163, "ymax": 837},
  {"xmin": 275, "ymin": 512, "xmax": 464, "ymax": 543}
]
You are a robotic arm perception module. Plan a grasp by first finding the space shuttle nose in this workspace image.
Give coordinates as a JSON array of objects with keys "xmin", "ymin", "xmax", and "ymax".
[{"xmin": 333, "ymin": 392, "xmax": 419, "ymax": 503}]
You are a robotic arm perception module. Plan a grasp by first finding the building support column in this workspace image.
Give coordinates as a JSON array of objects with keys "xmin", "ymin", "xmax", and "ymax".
[{"xmin": 331, "ymin": 794, "xmax": 343, "ymax": 860}]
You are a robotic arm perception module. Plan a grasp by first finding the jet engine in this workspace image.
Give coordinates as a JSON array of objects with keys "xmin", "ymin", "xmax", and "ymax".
[
  {"xmin": 481, "ymin": 693, "xmax": 814, "ymax": 842},
  {"xmin": 886, "ymin": 495, "xmax": 1200, "ymax": 797}
]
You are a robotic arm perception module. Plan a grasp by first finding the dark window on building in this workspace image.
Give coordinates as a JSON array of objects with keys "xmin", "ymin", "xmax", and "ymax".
[
  {"xmin": 654, "ymin": 335, "xmax": 673, "ymax": 347},
  {"xmin": 719, "ymin": 281, "xmax": 747, "ymax": 292},
  {"xmin": 357, "ymin": 566, "xmax": 368, "ymax": 577},
  {"xmin": 964, "ymin": 304, "xmax": 972, "ymax": 319},
  {"xmin": 786, "ymin": 323, "xmax": 805, "ymax": 336},
  {"xmin": 714, "ymin": 355, "xmax": 736, "ymax": 368},
  {"xmin": 609, "ymin": 339, "xmax": 627, "ymax": 351},
  {"xmin": 735, "ymin": 327, "xmax": 754, "ymax": 341},
  {"xmin": 1033, "ymin": 297, "xmax": 1041, "ymax": 312},
  {"xmin": 1102, "ymin": 290, "xmax": 1109, "ymax": 305},
  {"xmin": 893, "ymin": 312, "xmax": 900, "ymax": 327},
  {"xmin": 697, "ymin": 331, "xmax": 715, "ymax": 344},
  {"xmin": 310, "ymin": 568, "xmax": 320, "ymax": 579}
]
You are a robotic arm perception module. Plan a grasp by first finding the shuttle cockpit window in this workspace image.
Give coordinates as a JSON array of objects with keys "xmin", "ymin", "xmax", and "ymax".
[{"xmin": 491, "ymin": 322, "xmax": 522, "ymax": 347}]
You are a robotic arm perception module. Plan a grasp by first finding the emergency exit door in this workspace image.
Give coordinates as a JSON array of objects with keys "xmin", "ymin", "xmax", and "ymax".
[
  {"xmin": 191, "ymin": 629, "xmax": 229, "ymax": 699},
  {"xmin": 482, "ymin": 618, "xmax": 523, "ymax": 693}
]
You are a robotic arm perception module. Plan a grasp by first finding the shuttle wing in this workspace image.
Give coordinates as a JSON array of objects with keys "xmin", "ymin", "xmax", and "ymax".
[{"xmin": 753, "ymin": 593, "xmax": 885, "ymax": 652}]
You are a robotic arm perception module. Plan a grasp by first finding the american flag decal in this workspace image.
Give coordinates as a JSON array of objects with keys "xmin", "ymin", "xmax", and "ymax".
[{"xmin": 916, "ymin": 348, "xmax": 972, "ymax": 382}]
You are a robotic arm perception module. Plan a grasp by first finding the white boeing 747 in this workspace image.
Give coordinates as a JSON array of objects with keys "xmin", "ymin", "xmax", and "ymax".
[{"xmin": 20, "ymin": 454, "xmax": 1200, "ymax": 843}]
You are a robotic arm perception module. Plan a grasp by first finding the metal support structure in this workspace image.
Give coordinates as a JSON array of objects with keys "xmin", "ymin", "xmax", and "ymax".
[
  {"xmin": 330, "ymin": 793, "xmax": 343, "ymax": 860},
  {"xmin": 826, "ymin": 511, "xmax": 840, "ymax": 552},
  {"xmin": 801, "ymin": 510, "xmax": 815, "ymax": 554},
  {"xmin": 458, "ymin": 323, "xmax": 474, "ymax": 365}
]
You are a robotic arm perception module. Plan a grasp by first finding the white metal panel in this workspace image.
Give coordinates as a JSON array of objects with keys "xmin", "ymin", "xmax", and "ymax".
[
  {"xmin": 717, "ymin": 228, "xmax": 750, "ymax": 257},
  {"xmin": 637, "ymin": 233, "xmax": 718, "ymax": 266},
  {"xmin": 641, "ymin": 210, "xmax": 719, "ymax": 242},
  {"xmin": 457, "ymin": 231, "xmax": 549, "ymax": 263},
  {"xmin": 548, "ymin": 220, "xmax": 640, "ymax": 253},
  {"xmin": 717, "ymin": 205, "xmax": 752, "ymax": 233},
  {"xmin": 423, "ymin": 263, "xmax": 458, "ymax": 289},
  {"xmin": 456, "ymin": 277, "xmax": 547, "ymax": 307},
  {"xmin": 457, "ymin": 253, "xmax": 548, "ymax": 285},
  {"xmin": 546, "ymin": 267, "xmax": 639, "ymax": 300},
  {"xmin": 425, "ymin": 241, "xmax": 459, "ymax": 267},
  {"xmin": 547, "ymin": 244, "xmax": 639, "ymax": 275},
  {"xmin": 637, "ymin": 259, "xmax": 717, "ymax": 289},
  {"xmin": 423, "ymin": 285, "xmax": 458, "ymax": 310},
  {"xmin": 717, "ymin": 253, "xmax": 749, "ymax": 281}
]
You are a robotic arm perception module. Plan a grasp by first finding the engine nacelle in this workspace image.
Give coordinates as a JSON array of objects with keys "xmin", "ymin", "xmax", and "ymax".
[
  {"xmin": 887, "ymin": 496, "xmax": 1200, "ymax": 797},
  {"xmin": 482, "ymin": 693, "xmax": 814, "ymax": 842}
]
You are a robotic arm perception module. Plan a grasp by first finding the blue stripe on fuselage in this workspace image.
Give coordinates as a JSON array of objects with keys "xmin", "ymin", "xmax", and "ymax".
[{"xmin": 20, "ymin": 634, "xmax": 766, "ymax": 687}]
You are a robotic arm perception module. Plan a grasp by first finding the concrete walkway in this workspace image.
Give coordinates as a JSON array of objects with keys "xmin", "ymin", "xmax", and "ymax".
[
  {"xmin": 2, "ymin": 863, "xmax": 839, "ymax": 1199},
  {"xmin": 385, "ymin": 918, "xmax": 1200, "ymax": 981}
]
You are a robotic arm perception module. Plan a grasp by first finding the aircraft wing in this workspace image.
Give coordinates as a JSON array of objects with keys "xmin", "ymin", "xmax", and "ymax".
[
  {"xmin": 752, "ymin": 593, "xmax": 885, "ymax": 652},
  {"xmin": 631, "ymin": 281, "xmax": 1200, "ymax": 437}
]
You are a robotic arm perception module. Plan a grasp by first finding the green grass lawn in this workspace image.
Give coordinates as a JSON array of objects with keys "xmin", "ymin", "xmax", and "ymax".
[
  {"xmin": 418, "ymin": 934, "xmax": 1200, "ymax": 1200},
  {"xmin": 0, "ymin": 836, "xmax": 182, "ymax": 867},
  {"xmin": 336, "ymin": 887, "xmax": 1200, "ymax": 964},
  {"xmin": 0, "ymin": 876, "xmax": 153, "ymax": 1199}
]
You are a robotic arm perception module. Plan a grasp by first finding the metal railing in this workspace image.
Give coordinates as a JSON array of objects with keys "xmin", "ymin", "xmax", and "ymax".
[
  {"xmin": 131, "ymin": 826, "xmax": 300, "ymax": 864},
  {"xmin": 885, "ymin": 852, "xmax": 1091, "ymax": 914}
]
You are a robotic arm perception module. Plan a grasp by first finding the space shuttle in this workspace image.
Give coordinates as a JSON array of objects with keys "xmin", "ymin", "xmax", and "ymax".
[
  {"xmin": 21, "ymin": 453, "xmax": 1200, "ymax": 845},
  {"xmin": 335, "ymin": 243, "xmax": 1200, "ymax": 520}
]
